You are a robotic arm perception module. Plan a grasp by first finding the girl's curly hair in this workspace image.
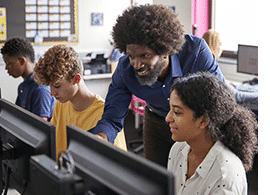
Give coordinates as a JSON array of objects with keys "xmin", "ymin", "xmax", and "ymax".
[
  {"xmin": 0, "ymin": 37, "xmax": 35, "ymax": 63},
  {"xmin": 34, "ymin": 44, "xmax": 83, "ymax": 86},
  {"xmin": 112, "ymin": 4, "xmax": 185, "ymax": 56},
  {"xmin": 172, "ymin": 72, "xmax": 258, "ymax": 172}
]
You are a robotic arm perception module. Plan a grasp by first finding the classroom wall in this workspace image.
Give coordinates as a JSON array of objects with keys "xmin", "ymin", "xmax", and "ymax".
[
  {"xmin": 33, "ymin": 0, "xmax": 191, "ymax": 52},
  {"xmin": 32, "ymin": 0, "xmax": 131, "ymax": 55},
  {"xmin": 1, "ymin": 0, "xmax": 193, "ymax": 103},
  {"xmin": 1, "ymin": 0, "xmax": 249, "ymax": 103},
  {"xmin": 0, "ymin": 58, "xmax": 23, "ymax": 102},
  {"xmin": 73, "ymin": 0, "xmax": 130, "ymax": 52},
  {"xmin": 0, "ymin": 0, "xmax": 130, "ymax": 102},
  {"xmin": 153, "ymin": 0, "xmax": 192, "ymax": 34}
]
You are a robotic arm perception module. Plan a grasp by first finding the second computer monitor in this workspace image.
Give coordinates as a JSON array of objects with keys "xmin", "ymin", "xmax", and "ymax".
[
  {"xmin": 237, "ymin": 44, "xmax": 258, "ymax": 75},
  {"xmin": 66, "ymin": 125, "xmax": 175, "ymax": 195}
]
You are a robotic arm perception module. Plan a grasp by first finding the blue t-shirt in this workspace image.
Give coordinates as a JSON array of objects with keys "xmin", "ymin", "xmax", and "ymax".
[
  {"xmin": 16, "ymin": 73, "xmax": 56, "ymax": 120},
  {"xmin": 90, "ymin": 35, "xmax": 225, "ymax": 143}
]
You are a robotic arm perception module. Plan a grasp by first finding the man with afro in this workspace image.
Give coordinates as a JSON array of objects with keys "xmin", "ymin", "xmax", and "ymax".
[{"xmin": 91, "ymin": 4, "xmax": 225, "ymax": 167}]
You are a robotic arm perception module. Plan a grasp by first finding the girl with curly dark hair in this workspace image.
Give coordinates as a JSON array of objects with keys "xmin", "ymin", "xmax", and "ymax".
[
  {"xmin": 166, "ymin": 72, "xmax": 257, "ymax": 195},
  {"xmin": 91, "ymin": 4, "xmax": 225, "ymax": 167}
]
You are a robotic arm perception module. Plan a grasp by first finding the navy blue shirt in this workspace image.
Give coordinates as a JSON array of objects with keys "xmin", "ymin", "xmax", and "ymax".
[
  {"xmin": 16, "ymin": 73, "xmax": 56, "ymax": 120},
  {"xmin": 91, "ymin": 35, "xmax": 225, "ymax": 143}
]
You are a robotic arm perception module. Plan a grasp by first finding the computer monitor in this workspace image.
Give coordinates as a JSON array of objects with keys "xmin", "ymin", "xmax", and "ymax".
[
  {"xmin": 0, "ymin": 98, "xmax": 56, "ymax": 194},
  {"xmin": 64, "ymin": 125, "xmax": 175, "ymax": 195},
  {"xmin": 237, "ymin": 44, "xmax": 258, "ymax": 75}
]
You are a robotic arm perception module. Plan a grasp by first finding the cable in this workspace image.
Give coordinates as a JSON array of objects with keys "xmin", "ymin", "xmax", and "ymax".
[
  {"xmin": 21, "ymin": 181, "xmax": 28, "ymax": 195},
  {"xmin": 57, "ymin": 150, "xmax": 75, "ymax": 174},
  {"xmin": 3, "ymin": 166, "xmax": 11, "ymax": 195}
]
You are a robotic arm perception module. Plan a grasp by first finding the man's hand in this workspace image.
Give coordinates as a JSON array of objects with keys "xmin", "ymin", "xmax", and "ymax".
[
  {"xmin": 95, "ymin": 132, "xmax": 108, "ymax": 141},
  {"xmin": 41, "ymin": 116, "xmax": 48, "ymax": 121}
]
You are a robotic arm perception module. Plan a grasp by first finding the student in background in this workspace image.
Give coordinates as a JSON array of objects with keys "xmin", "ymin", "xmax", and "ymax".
[
  {"xmin": 91, "ymin": 4, "xmax": 225, "ymax": 167},
  {"xmin": 0, "ymin": 37, "xmax": 55, "ymax": 121},
  {"xmin": 34, "ymin": 44, "xmax": 127, "ymax": 158},
  {"xmin": 202, "ymin": 29, "xmax": 223, "ymax": 59},
  {"xmin": 202, "ymin": 30, "xmax": 258, "ymax": 110},
  {"xmin": 166, "ymin": 72, "xmax": 257, "ymax": 195}
]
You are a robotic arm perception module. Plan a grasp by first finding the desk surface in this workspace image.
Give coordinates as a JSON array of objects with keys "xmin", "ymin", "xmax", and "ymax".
[
  {"xmin": 83, "ymin": 73, "xmax": 112, "ymax": 80},
  {"xmin": 235, "ymin": 83, "xmax": 258, "ymax": 111}
]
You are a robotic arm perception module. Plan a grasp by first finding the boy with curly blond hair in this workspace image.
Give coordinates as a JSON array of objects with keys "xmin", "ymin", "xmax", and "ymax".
[{"xmin": 34, "ymin": 44, "xmax": 126, "ymax": 158}]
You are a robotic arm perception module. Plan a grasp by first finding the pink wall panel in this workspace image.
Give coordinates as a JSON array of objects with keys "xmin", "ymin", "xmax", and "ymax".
[{"xmin": 192, "ymin": 0, "xmax": 209, "ymax": 37}]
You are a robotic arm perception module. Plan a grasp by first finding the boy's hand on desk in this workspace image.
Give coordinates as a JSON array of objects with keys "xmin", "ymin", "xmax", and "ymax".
[{"xmin": 95, "ymin": 132, "xmax": 108, "ymax": 141}]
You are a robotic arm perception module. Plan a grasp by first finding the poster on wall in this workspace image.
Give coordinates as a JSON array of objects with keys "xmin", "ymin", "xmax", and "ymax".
[
  {"xmin": 0, "ymin": 0, "xmax": 78, "ymax": 46},
  {"xmin": 91, "ymin": 13, "xmax": 103, "ymax": 26},
  {"xmin": 0, "ymin": 7, "xmax": 6, "ymax": 41},
  {"xmin": 25, "ymin": 0, "xmax": 71, "ymax": 38}
]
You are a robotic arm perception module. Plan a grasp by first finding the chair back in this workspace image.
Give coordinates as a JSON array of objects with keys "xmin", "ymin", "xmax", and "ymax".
[{"xmin": 130, "ymin": 95, "xmax": 146, "ymax": 116}]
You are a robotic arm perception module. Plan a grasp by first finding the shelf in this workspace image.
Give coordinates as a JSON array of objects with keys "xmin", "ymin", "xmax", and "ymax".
[{"xmin": 83, "ymin": 73, "xmax": 113, "ymax": 80}]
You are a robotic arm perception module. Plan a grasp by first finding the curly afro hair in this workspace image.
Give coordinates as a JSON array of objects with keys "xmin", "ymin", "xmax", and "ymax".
[
  {"xmin": 172, "ymin": 72, "xmax": 258, "ymax": 172},
  {"xmin": 34, "ymin": 44, "xmax": 83, "ymax": 86},
  {"xmin": 1, "ymin": 37, "xmax": 35, "ymax": 63},
  {"xmin": 112, "ymin": 4, "xmax": 185, "ymax": 56}
]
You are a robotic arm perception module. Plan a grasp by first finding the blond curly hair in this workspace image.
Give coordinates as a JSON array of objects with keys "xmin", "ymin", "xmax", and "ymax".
[
  {"xmin": 202, "ymin": 29, "xmax": 222, "ymax": 59},
  {"xmin": 34, "ymin": 44, "xmax": 83, "ymax": 85}
]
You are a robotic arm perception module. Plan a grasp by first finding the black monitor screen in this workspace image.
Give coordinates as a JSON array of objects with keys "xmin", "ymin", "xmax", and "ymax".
[
  {"xmin": 66, "ymin": 125, "xmax": 175, "ymax": 195},
  {"xmin": 0, "ymin": 98, "xmax": 56, "ymax": 194},
  {"xmin": 237, "ymin": 44, "xmax": 258, "ymax": 75}
]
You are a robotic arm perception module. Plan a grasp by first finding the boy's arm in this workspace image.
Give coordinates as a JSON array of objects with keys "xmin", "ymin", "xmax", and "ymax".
[{"xmin": 31, "ymin": 85, "xmax": 55, "ymax": 119}]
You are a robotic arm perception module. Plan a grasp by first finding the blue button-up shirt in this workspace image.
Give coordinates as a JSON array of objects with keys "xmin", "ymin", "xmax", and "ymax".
[
  {"xmin": 90, "ymin": 35, "xmax": 224, "ymax": 143},
  {"xmin": 16, "ymin": 73, "xmax": 56, "ymax": 120}
]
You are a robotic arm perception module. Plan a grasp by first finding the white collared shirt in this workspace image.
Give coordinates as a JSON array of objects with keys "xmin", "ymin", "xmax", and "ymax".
[{"xmin": 167, "ymin": 141, "xmax": 247, "ymax": 195}]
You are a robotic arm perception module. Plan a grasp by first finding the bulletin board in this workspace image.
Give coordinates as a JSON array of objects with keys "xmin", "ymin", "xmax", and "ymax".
[{"xmin": 0, "ymin": 0, "xmax": 78, "ymax": 46}]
